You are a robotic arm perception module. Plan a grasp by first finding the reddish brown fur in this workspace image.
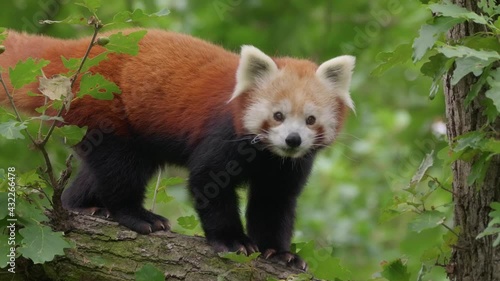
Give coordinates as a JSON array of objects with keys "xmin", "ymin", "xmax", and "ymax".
[
  {"xmin": 0, "ymin": 29, "xmax": 241, "ymax": 141},
  {"xmin": 0, "ymin": 29, "xmax": 348, "ymax": 142}
]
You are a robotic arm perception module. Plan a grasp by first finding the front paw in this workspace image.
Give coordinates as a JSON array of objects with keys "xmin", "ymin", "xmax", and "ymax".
[
  {"xmin": 263, "ymin": 249, "xmax": 308, "ymax": 271},
  {"xmin": 111, "ymin": 208, "xmax": 170, "ymax": 234},
  {"xmin": 209, "ymin": 235, "xmax": 259, "ymax": 256}
]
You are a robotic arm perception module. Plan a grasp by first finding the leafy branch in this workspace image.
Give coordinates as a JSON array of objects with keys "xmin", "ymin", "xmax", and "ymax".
[{"xmin": 41, "ymin": 16, "xmax": 103, "ymax": 148}]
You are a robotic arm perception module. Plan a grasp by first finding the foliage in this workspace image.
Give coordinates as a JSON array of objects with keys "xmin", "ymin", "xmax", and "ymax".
[
  {"xmin": 375, "ymin": 0, "xmax": 500, "ymax": 280},
  {"xmin": 2, "ymin": 0, "xmax": 496, "ymax": 280},
  {"xmin": 0, "ymin": 0, "xmax": 166, "ymax": 273},
  {"xmin": 477, "ymin": 202, "xmax": 500, "ymax": 247}
]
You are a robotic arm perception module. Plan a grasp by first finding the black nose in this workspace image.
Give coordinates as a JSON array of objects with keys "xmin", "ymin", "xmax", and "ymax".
[{"xmin": 285, "ymin": 133, "xmax": 302, "ymax": 148}]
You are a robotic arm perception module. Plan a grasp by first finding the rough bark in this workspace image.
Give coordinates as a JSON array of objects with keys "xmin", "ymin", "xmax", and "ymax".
[
  {"xmin": 445, "ymin": 0, "xmax": 500, "ymax": 280},
  {"xmin": 30, "ymin": 214, "xmax": 311, "ymax": 281}
]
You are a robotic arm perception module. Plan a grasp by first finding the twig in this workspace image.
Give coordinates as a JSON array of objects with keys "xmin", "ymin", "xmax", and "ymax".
[
  {"xmin": 0, "ymin": 73, "xmax": 37, "ymax": 144},
  {"xmin": 41, "ymin": 19, "xmax": 102, "ymax": 147},
  {"xmin": 428, "ymin": 175, "xmax": 454, "ymax": 195},
  {"xmin": 151, "ymin": 168, "xmax": 162, "ymax": 212},
  {"xmin": 35, "ymin": 17, "xmax": 102, "ymax": 190},
  {"xmin": 38, "ymin": 96, "xmax": 48, "ymax": 139},
  {"xmin": 441, "ymin": 222, "xmax": 460, "ymax": 237}
]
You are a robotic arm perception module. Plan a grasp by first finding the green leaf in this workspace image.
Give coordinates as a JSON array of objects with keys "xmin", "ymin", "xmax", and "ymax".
[
  {"xmin": 16, "ymin": 199, "xmax": 49, "ymax": 225},
  {"xmin": 372, "ymin": 44, "xmax": 412, "ymax": 76},
  {"xmin": 483, "ymin": 138, "xmax": 500, "ymax": 154},
  {"xmin": 429, "ymin": 2, "xmax": 489, "ymax": 25},
  {"xmin": 478, "ymin": 0, "xmax": 500, "ymax": 17},
  {"xmin": 408, "ymin": 151, "xmax": 434, "ymax": 190},
  {"xmin": 477, "ymin": 202, "xmax": 500, "ymax": 246},
  {"xmin": 466, "ymin": 66, "xmax": 490, "ymax": 105},
  {"xmin": 454, "ymin": 131, "xmax": 487, "ymax": 152},
  {"xmin": 135, "ymin": 263, "xmax": 164, "ymax": 281},
  {"xmin": 112, "ymin": 9, "xmax": 170, "ymax": 25},
  {"xmin": 0, "ymin": 120, "xmax": 27, "ymax": 139},
  {"xmin": 161, "ymin": 177, "xmax": 185, "ymax": 187},
  {"xmin": 464, "ymin": 36, "xmax": 500, "ymax": 53},
  {"xmin": 53, "ymin": 125, "xmax": 87, "ymax": 146},
  {"xmin": 62, "ymin": 52, "xmax": 109, "ymax": 74},
  {"xmin": 297, "ymin": 241, "xmax": 351, "ymax": 280},
  {"xmin": 485, "ymin": 68, "xmax": 500, "ymax": 113},
  {"xmin": 409, "ymin": 210, "xmax": 446, "ymax": 233},
  {"xmin": 218, "ymin": 252, "xmax": 260, "ymax": 263},
  {"xmin": 420, "ymin": 53, "xmax": 454, "ymax": 99},
  {"xmin": 9, "ymin": 58, "xmax": 50, "ymax": 89},
  {"xmin": 75, "ymin": 0, "xmax": 101, "ymax": 13},
  {"xmin": 442, "ymin": 226, "xmax": 460, "ymax": 252},
  {"xmin": 413, "ymin": 17, "xmax": 464, "ymax": 62},
  {"xmin": 467, "ymin": 153, "xmax": 491, "ymax": 185},
  {"xmin": 482, "ymin": 96, "xmax": 498, "ymax": 123},
  {"xmin": 438, "ymin": 45, "xmax": 500, "ymax": 61},
  {"xmin": 105, "ymin": 30, "xmax": 148, "ymax": 56},
  {"xmin": 451, "ymin": 56, "xmax": 494, "ymax": 85},
  {"xmin": 381, "ymin": 259, "xmax": 411, "ymax": 281},
  {"xmin": 77, "ymin": 73, "xmax": 121, "ymax": 100},
  {"xmin": 177, "ymin": 215, "xmax": 199, "ymax": 230},
  {"xmin": 18, "ymin": 225, "xmax": 72, "ymax": 264}
]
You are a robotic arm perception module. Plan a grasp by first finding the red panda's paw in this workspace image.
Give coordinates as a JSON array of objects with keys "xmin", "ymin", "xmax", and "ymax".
[
  {"xmin": 263, "ymin": 249, "xmax": 308, "ymax": 271},
  {"xmin": 209, "ymin": 235, "xmax": 259, "ymax": 256},
  {"xmin": 112, "ymin": 208, "xmax": 170, "ymax": 234}
]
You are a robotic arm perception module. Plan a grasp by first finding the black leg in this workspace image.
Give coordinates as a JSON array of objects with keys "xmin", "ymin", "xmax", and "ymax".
[
  {"xmin": 246, "ymin": 154, "xmax": 314, "ymax": 270},
  {"xmin": 190, "ymin": 176, "xmax": 257, "ymax": 254},
  {"xmin": 67, "ymin": 133, "xmax": 169, "ymax": 234},
  {"xmin": 188, "ymin": 138, "xmax": 257, "ymax": 255},
  {"xmin": 62, "ymin": 162, "xmax": 108, "ymax": 216}
]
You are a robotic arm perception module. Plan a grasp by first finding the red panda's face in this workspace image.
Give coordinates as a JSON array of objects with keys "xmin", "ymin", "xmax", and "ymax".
[{"xmin": 230, "ymin": 46, "xmax": 355, "ymax": 158}]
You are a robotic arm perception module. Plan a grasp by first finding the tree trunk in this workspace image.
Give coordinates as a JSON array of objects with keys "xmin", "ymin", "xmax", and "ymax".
[
  {"xmin": 7, "ymin": 214, "xmax": 314, "ymax": 281},
  {"xmin": 445, "ymin": 1, "xmax": 500, "ymax": 280}
]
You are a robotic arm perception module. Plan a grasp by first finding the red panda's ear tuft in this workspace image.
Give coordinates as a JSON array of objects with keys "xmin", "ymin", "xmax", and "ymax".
[
  {"xmin": 316, "ymin": 55, "xmax": 356, "ymax": 111},
  {"xmin": 229, "ymin": 45, "xmax": 278, "ymax": 103}
]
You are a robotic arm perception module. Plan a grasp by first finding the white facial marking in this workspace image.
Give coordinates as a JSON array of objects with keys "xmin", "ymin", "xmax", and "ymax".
[
  {"xmin": 237, "ymin": 54, "xmax": 356, "ymax": 159},
  {"xmin": 268, "ymin": 115, "xmax": 315, "ymax": 158}
]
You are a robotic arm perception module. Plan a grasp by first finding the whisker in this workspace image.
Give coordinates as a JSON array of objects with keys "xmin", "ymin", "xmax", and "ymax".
[
  {"xmin": 223, "ymin": 136, "xmax": 254, "ymax": 142},
  {"xmin": 251, "ymin": 134, "xmax": 265, "ymax": 144},
  {"xmin": 337, "ymin": 132, "xmax": 362, "ymax": 141}
]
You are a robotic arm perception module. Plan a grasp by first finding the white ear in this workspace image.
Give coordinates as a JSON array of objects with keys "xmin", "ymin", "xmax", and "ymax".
[
  {"xmin": 229, "ymin": 45, "xmax": 278, "ymax": 102},
  {"xmin": 316, "ymin": 55, "xmax": 356, "ymax": 110}
]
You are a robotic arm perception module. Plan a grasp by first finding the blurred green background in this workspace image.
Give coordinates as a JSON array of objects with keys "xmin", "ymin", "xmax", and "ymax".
[{"xmin": 0, "ymin": 0, "xmax": 451, "ymax": 280}]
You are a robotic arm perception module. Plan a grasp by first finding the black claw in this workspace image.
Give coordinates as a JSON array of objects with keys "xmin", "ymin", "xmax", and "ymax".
[
  {"xmin": 261, "ymin": 249, "xmax": 308, "ymax": 271},
  {"xmin": 209, "ymin": 235, "xmax": 258, "ymax": 257}
]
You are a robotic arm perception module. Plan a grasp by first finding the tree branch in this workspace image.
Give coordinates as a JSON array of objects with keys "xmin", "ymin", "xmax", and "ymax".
[{"xmin": 43, "ymin": 214, "xmax": 315, "ymax": 281}]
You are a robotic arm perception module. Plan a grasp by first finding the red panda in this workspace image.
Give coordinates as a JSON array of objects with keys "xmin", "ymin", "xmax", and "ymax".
[{"xmin": 0, "ymin": 29, "xmax": 355, "ymax": 270}]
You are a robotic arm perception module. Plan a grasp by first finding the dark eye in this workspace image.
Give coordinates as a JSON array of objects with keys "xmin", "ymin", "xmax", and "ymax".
[
  {"xmin": 306, "ymin": 115, "xmax": 316, "ymax": 125},
  {"xmin": 273, "ymin": 112, "xmax": 284, "ymax": 122}
]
